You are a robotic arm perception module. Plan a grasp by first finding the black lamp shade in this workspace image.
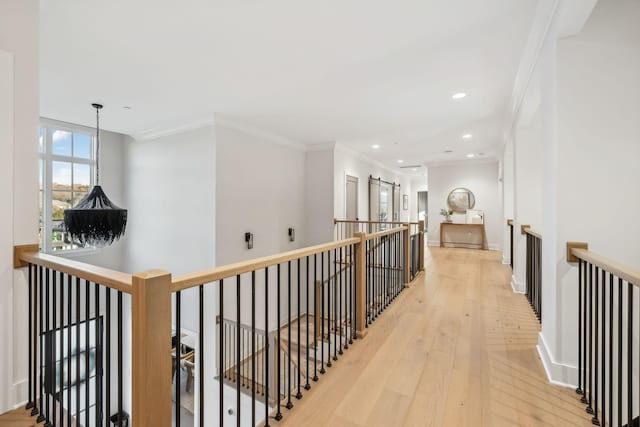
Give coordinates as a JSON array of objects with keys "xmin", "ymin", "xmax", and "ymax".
[{"xmin": 63, "ymin": 185, "xmax": 127, "ymax": 247}]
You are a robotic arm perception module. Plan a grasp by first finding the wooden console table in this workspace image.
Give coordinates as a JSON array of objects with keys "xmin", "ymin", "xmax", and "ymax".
[{"xmin": 440, "ymin": 222, "xmax": 487, "ymax": 250}]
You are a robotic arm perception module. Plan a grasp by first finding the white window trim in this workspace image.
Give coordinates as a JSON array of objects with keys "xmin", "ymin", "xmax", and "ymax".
[{"xmin": 39, "ymin": 118, "xmax": 99, "ymax": 255}]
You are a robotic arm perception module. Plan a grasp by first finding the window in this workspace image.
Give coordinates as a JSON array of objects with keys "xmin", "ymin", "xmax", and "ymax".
[{"xmin": 39, "ymin": 121, "xmax": 95, "ymax": 252}]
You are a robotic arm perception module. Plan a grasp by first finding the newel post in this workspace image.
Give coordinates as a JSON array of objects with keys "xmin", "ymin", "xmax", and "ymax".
[
  {"xmin": 354, "ymin": 232, "xmax": 368, "ymax": 338},
  {"xmin": 131, "ymin": 270, "xmax": 172, "ymax": 427},
  {"xmin": 418, "ymin": 220, "xmax": 425, "ymax": 271},
  {"xmin": 403, "ymin": 225, "xmax": 410, "ymax": 285}
]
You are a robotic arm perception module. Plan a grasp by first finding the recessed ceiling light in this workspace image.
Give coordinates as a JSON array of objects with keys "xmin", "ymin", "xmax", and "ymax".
[
  {"xmin": 397, "ymin": 159, "xmax": 404, "ymax": 164},
  {"xmin": 466, "ymin": 153, "xmax": 475, "ymax": 158},
  {"xmin": 412, "ymin": 168, "xmax": 417, "ymax": 172},
  {"xmin": 371, "ymin": 144, "xmax": 380, "ymax": 149},
  {"xmin": 462, "ymin": 133, "xmax": 472, "ymax": 139},
  {"xmin": 452, "ymin": 92, "xmax": 466, "ymax": 100}
]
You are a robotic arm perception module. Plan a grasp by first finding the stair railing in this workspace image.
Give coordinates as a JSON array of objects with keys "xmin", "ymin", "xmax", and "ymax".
[
  {"xmin": 13, "ymin": 224, "xmax": 418, "ymax": 427},
  {"xmin": 521, "ymin": 225, "xmax": 542, "ymax": 321},
  {"xmin": 567, "ymin": 242, "xmax": 640, "ymax": 427}
]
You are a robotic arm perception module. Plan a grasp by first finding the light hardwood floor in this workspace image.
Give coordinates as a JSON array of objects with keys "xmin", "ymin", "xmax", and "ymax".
[
  {"xmin": 1, "ymin": 247, "xmax": 592, "ymax": 427},
  {"xmin": 274, "ymin": 247, "xmax": 593, "ymax": 427},
  {"xmin": 0, "ymin": 408, "xmax": 40, "ymax": 427}
]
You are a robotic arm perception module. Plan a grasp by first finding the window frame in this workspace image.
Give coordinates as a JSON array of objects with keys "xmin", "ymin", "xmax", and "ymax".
[{"xmin": 39, "ymin": 118, "xmax": 97, "ymax": 254}]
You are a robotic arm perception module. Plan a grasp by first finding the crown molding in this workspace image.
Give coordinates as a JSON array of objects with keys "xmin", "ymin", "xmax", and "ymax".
[
  {"xmin": 425, "ymin": 157, "xmax": 499, "ymax": 169},
  {"xmin": 215, "ymin": 116, "xmax": 307, "ymax": 152},
  {"xmin": 131, "ymin": 117, "xmax": 214, "ymax": 141},
  {"xmin": 334, "ymin": 143, "xmax": 414, "ymax": 180}
]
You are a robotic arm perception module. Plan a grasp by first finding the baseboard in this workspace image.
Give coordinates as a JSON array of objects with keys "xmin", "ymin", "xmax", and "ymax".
[
  {"xmin": 10, "ymin": 378, "xmax": 28, "ymax": 410},
  {"xmin": 511, "ymin": 275, "xmax": 524, "ymax": 294},
  {"xmin": 537, "ymin": 332, "xmax": 578, "ymax": 389},
  {"xmin": 427, "ymin": 241, "xmax": 440, "ymax": 247},
  {"xmin": 502, "ymin": 255, "xmax": 510, "ymax": 265},
  {"xmin": 488, "ymin": 243, "xmax": 501, "ymax": 251}
]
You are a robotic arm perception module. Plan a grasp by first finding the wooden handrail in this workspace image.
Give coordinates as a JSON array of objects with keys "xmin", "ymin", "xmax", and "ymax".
[
  {"xmin": 334, "ymin": 218, "xmax": 419, "ymax": 225},
  {"xmin": 172, "ymin": 237, "xmax": 361, "ymax": 292},
  {"xmin": 18, "ymin": 250, "xmax": 133, "ymax": 293},
  {"xmin": 524, "ymin": 228, "xmax": 542, "ymax": 240},
  {"xmin": 365, "ymin": 226, "xmax": 408, "ymax": 241},
  {"xmin": 520, "ymin": 224, "xmax": 542, "ymax": 240},
  {"xmin": 569, "ymin": 246, "xmax": 640, "ymax": 286}
]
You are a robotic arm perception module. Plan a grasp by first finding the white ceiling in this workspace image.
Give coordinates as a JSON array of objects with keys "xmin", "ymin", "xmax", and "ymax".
[{"xmin": 40, "ymin": 0, "xmax": 539, "ymax": 169}]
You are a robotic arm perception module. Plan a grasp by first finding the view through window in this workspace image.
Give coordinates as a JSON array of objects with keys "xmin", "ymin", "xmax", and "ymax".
[{"xmin": 39, "ymin": 123, "xmax": 94, "ymax": 252}]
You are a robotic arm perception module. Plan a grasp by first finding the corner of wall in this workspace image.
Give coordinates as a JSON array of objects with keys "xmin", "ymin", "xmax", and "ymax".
[{"xmin": 537, "ymin": 331, "xmax": 577, "ymax": 389}]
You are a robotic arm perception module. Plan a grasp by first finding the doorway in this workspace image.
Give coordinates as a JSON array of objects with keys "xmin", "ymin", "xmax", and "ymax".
[
  {"xmin": 345, "ymin": 175, "xmax": 358, "ymax": 221},
  {"xmin": 418, "ymin": 191, "xmax": 428, "ymax": 230}
]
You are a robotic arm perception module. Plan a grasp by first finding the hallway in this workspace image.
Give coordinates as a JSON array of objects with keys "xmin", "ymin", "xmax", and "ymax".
[{"xmin": 276, "ymin": 247, "xmax": 592, "ymax": 427}]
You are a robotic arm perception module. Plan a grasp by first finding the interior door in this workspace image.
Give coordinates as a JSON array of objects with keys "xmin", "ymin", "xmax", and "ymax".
[
  {"xmin": 346, "ymin": 175, "xmax": 358, "ymax": 220},
  {"xmin": 392, "ymin": 185, "xmax": 400, "ymax": 221},
  {"xmin": 345, "ymin": 175, "xmax": 358, "ymax": 237}
]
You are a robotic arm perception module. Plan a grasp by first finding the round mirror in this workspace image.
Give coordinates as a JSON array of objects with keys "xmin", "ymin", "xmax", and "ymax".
[{"xmin": 447, "ymin": 187, "xmax": 475, "ymax": 213}]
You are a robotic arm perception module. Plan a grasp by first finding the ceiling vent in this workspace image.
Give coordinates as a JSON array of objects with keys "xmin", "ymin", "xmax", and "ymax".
[{"xmin": 399, "ymin": 165, "xmax": 422, "ymax": 169}]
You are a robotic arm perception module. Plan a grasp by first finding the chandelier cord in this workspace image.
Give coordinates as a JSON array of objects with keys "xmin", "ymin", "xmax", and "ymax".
[{"xmin": 95, "ymin": 105, "xmax": 100, "ymax": 186}]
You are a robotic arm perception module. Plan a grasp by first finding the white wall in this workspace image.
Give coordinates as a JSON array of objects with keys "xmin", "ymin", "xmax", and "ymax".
[
  {"xmin": 215, "ymin": 122, "xmax": 306, "ymax": 265},
  {"xmin": 427, "ymin": 161, "xmax": 502, "ymax": 250},
  {"xmin": 304, "ymin": 147, "xmax": 335, "ymax": 245},
  {"xmin": 547, "ymin": 0, "xmax": 640, "ymax": 385},
  {"xmin": 0, "ymin": 0, "xmax": 39, "ymax": 412},
  {"xmin": 123, "ymin": 125, "xmax": 216, "ymax": 275},
  {"xmin": 333, "ymin": 144, "xmax": 411, "ymax": 223}
]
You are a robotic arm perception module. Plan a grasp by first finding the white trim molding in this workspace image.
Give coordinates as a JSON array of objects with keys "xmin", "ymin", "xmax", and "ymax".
[
  {"xmin": 511, "ymin": 275, "xmax": 524, "ymax": 294},
  {"xmin": 537, "ymin": 332, "xmax": 577, "ymax": 389}
]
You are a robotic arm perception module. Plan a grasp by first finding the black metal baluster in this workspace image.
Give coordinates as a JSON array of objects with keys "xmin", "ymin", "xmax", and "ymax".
[
  {"xmin": 199, "ymin": 284, "xmax": 204, "ymax": 427},
  {"xmin": 600, "ymin": 268, "xmax": 605, "ymax": 426},
  {"xmin": 321, "ymin": 252, "xmax": 326, "ymax": 373},
  {"xmin": 66, "ymin": 275, "xmax": 71, "ymax": 427},
  {"xmin": 236, "ymin": 275, "xmax": 241, "ymax": 427},
  {"xmin": 26, "ymin": 264, "xmax": 34, "ymax": 412},
  {"xmin": 609, "ymin": 273, "xmax": 613, "ymax": 427},
  {"xmin": 582, "ymin": 261, "xmax": 588, "ymax": 405},
  {"xmin": 286, "ymin": 261, "xmax": 293, "ymax": 409},
  {"xmin": 593, "ymin": 268, "xmax": 599, "ymax": 424},
  {"xmin": 276, "ymin": 265, "xmax": 283, "ymax": 421},
  {"xmin": 349, "ymin": 245, "xmax": 356, "ymax": 344},
  {"xmin": 305, "ymin": 256, "xmax": 310, "ymax": 390},
  {"xmin": 51, "ymin": 271, "xmax": 56, "ymax": 427},
  {"xmin": 628, "ymin": 282, "xmax": 633, "ymax": 427},
  {"xmin": 333, "ymin": 248, "xmax": 338, "ymax": 362},
  {"xmin": 577, "ymin": 259, "xmax": 583, "ymax": 396},
  {"xmin": 366, "ymin": 241, "xmax": 370, "ymax": 327},
  {"xmin": 327, "ymin": 251, "xmax": 332, "ymax": 368},
  {"xmin": 346, "ymin": 245, "xmax": 351, "ymax": 348},
  {"xmin": 313, "ymin": 254, "xmax": 318, "ymax": 382},
  {"xmin": 105, "ymin": 286, "xmax": 110, "ymax": 427},
  {"xmin": 175, "ymin": 290, "xmax": 182, "ymax": 427},
  {"xmin": 44, "ymin": 269, "xmax": 50, "ymax": 427},
  {"xmin": 385, "ymin": 235, "xmax": 390, "ymax": 308},
  {"xmin": 85, "ymin": 280, "xmax": 90, "ymax": 427},
  {"xmin": 251, "ymin": 271, "xmax": 256, "ymax": 425},
  {"xmin": 587, "ymin": 263, "xmax": 594, "ymax": 415},
  {"xmin": 75, "ymin": 278, "xmax": 80, "ymax": 425},
  {"xmin": 618, "ymin": 278, "xmax": 623, "ymax": 426},
  {"xmin": 117, "ymin": 291, "xmax": 123, "ymax": 427},
  {"xmin": 219, "ymin": 279, "xmax": 224, "ymax": 427},
  {"xmin": 264, "ymin": 269, "xmax": 270, "ymax": 427},
  {"xmin": 32, "ymin": 266, "xmax": 39, "ymax": 417},
  {"xmin": 296, "ymin": 258, "xmax": 302, "ymax": 399},
  {"xmin": 37, "ymin": 266, "xmax": 45, "ymax": 424},
  {"xmin": 339, "ymin": 247, "xmax": 343, "ymax": 356},
  {"xmin": 59, "ymin": 273, "xmax": 64, "ymax": 427}
]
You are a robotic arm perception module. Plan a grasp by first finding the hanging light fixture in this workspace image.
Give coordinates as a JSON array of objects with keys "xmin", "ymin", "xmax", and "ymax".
[{"xmin": 63, "ymin": 103, "xmax": 127, "ymax": 247}]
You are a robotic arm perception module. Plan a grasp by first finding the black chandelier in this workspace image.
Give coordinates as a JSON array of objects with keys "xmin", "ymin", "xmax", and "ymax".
[{"xmin": 63, "ymin": 104, "xmax": 127, "ymax": 247}]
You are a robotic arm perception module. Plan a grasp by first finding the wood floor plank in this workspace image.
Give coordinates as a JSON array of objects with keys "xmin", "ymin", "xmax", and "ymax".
[{"xmin": 274, "ymin": 247, "xmax": 593, "ymax": 427}]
